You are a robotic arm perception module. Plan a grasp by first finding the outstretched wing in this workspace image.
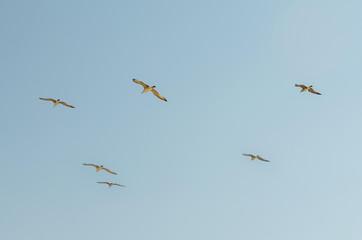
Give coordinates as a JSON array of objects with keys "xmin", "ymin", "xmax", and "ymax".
[
  {"xmin": 39, "ymin": 98, "xmax": 56, "ymax": 103},
  {"xmin": 113, "ymin": 183, "xmax": 126, "ymax": 187},
  {"xmin": 151, "ymin": 89, "xmax": 167, "ymax": 102},
  {"xmin": 243, "ymin": 153, "xmax": 255, "ymax": 158},
  {"xmin": 59, "ymin": 101, "xmax": 75, "ymax": 108},
  {"xmin": 295, "ymin": 84, "xmax": 307, "ymax": 89},
  {"xmin": 102, "ymin": 167, "xmax": 117, "ymax": 175},
  {"xmin": 97, "ymin": 182, "xmax": 111, "ymax": 186},
  {"xmin": 133, "ymin": 78, "xmax": 149, "ymax": 90},
  {"xmin": 256, "ymin": 156, "xmax": 270, "ymax": 162},
  {"xmin": 83, "ymin": 163, "xmax": 98, "ymax": 168},
  {"xmin": 308, "ymin": 88, "xmax": 321, "ymax": 95}
]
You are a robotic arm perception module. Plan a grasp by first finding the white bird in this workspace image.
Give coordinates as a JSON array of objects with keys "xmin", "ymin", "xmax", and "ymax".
[
  {"xmin": 243, "ymin": 153, "xmax": 270, "ymax": 162},
  {"xmin": 294, "ymin": 84, "xmax": 321, "ymax": 95},
  {"xmin": 83, "ymin": 163, "xmax": 117, "ymax": 175},
  {"xmin": 133, "ymin": 78, "xmax": 167, "ymax": 102},
  {"xmin": 97, "ymin": 182, "xmax": 125, "ymax": 188},
  {"xmin": 39, "ymin": 98, "xmax": 75, "ymax": 108}
]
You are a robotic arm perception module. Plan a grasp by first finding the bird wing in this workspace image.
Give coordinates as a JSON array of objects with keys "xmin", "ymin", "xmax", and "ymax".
[
  {"xmin": 39, "ymin": 98, "xmax": 56, "ymax": 103},
  {"xmin": 308, "ymin": 88, "xmax": 321, "ymax": 95},
  {"xmin": 102, "ymin": 167, "xmax": 117, "ymax": 175},
  {"xmin": 257, "ymin": 156, "xmax": 270, "ymax": 162},
  {"xmin": 83, "ymin": 163, "xmax": 98, "ymax": 168},
  {"xmin": 59, "ymin": 101, "xmax": 75, "ymax": 108},
  {"xmin": 151, "ymin": 89, "xmax": 167, "ymax": 102},
  {"xmin": 133, "ymin": 78, "xmax": 149, "ymax": 89},
  {"xmin": 295, "ymin": 84, "xmax": 307, "ymax": 89},
  {"xmin": 97, "ymin": 182, "xmax": 111, "ymax": 186},
  {"xmin": 113, "ymin": 183, "xmax": 126, "ymax": 187},
  {"xmin": 243, "ymin": 153, "xmax": 255, "ymax": 158}
]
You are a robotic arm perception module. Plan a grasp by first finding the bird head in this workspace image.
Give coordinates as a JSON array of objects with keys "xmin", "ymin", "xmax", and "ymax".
[{"xmin": 152, "ymin": 86, "xmax": 156, "ymax": 88}]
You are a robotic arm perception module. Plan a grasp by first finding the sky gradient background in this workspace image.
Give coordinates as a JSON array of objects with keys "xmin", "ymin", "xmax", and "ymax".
[{"xmin": 1, "ymin": 0, "xmax": 362, "ymax": 239}]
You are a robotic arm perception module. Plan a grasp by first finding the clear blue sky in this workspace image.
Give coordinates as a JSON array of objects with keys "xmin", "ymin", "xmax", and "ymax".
[{"xmin": 1, "ymin": 0, "xmax": 362, "ymax": 239}]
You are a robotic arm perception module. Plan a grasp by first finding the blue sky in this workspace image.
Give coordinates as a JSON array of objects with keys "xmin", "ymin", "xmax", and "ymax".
[{"xmin": 1, "ymin": 0, "xmax": 362, "ymax": 239}]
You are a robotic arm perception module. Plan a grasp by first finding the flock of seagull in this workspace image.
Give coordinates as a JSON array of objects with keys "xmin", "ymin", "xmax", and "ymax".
[
  {"xmin": 82, "ymin": 163, "xmax": 124, "ymax": 188},
  {"xmin": 38, "ymin": 79, "xmax": 322, "ymax": 189}
]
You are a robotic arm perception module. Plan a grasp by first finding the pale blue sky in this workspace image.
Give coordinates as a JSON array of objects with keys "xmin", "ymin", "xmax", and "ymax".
[{"xmin": 1, "ymin": 0, "xmax": 362, "ymax": 239}]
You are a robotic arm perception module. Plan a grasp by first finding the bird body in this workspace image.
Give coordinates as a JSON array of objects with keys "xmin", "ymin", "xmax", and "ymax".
[
  {"xmin": 39, "ymin": 98, "xmax": 75, "ymax": 108},
  {"xmin": 294, "ymin": 84, "xmax": 321, "ymax": 95},
  {"xmin": 97, "ymin": 182, "xmax": 125, "ymax": 188},
  {"xmin": 53, "ymin": 99, "xmax": 60, "ymax": 107},
  {"xmin": 133, "ymin": 78, "xmax": 167, "ymax": 102},
  {"xmin": 142, "ymin": 86, "xmax": 156, "ymax": 93},
  {"xmin": 83, "ymin": 163, "xmax": 117, "ymax": 175},
  {"xmin": 243, "ymin": 153, "xmax": 270, "ymax": 162}
]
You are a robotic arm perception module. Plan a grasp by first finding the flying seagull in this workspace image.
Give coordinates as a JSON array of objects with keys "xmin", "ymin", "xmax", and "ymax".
[
  {"xmin": 243, "ymin": 153, "xmax": 270, "ymax": 162},
  {"xmin": 294, "ymin": 84, "xmax": 321, "ymax": 95},
  {"xmin": 97, "ymin": 182, "xmax": 125, "ymax": 188},
  {"xmin": 133, "ymin": 78, "xmax": 167, "ymax": 102},
  {"xmin": 83, "ymin": 163, "xmax": 117, "ymax": 175},
  {"xmin": 39, "ymin": 98, "xmax": 75, "ymax": 108}
]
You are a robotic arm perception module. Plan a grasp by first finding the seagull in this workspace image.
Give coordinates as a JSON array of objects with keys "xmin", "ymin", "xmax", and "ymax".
[
  {"xmin": 243, "ymin": 153, "xmax": 270, "ymax": 162},
  {"xmin": 39, "ymin": 98, "xmax": 75, "ymax": 108},
  {"xmin": 294, "ymin": 84, "xmax": 321, "ymax": 95},
  {"xmin": 83, "ymin": 163, "xmax": 117, "ymax": 175},
  {"xmin": 133, "ymin": 78, "xmax": 167, "ymax": 102},
  {"xmin": 97, "ymin": 182, "xmax": 125, "ymax": 188}
]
